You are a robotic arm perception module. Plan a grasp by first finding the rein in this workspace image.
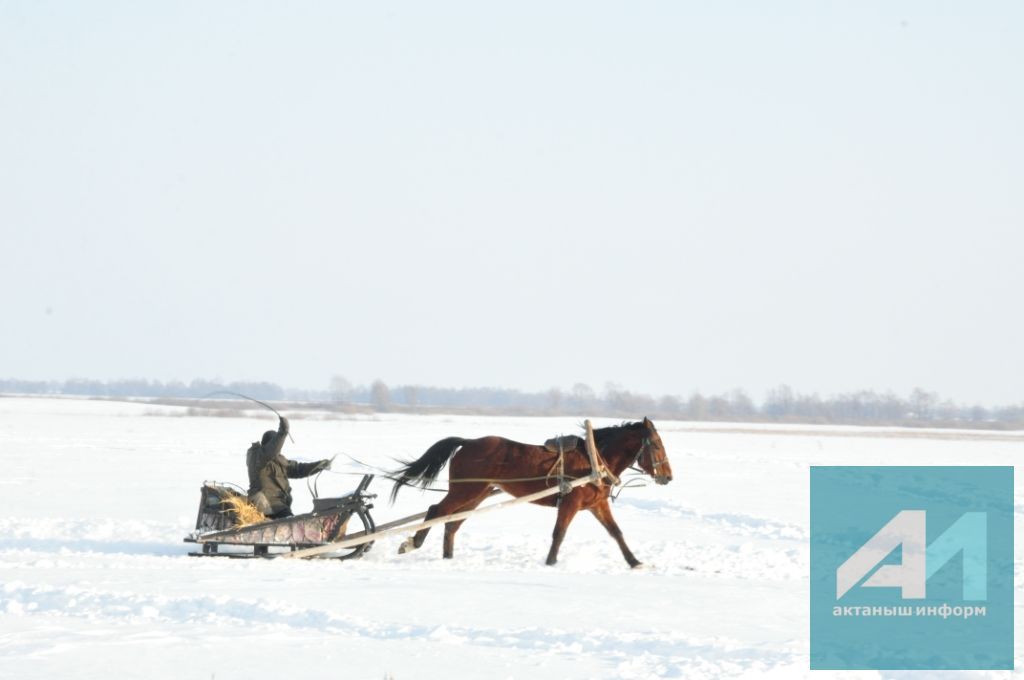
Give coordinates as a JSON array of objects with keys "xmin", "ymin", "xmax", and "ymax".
[{"xmin": 335, "ymin": 452, "xmax": 567, "ymax": 492}]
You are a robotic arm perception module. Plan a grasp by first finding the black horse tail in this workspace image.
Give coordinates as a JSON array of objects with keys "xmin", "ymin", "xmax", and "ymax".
[{"xmin": 390, "ymin": 436, "xmax": 469, "ymax": 503}]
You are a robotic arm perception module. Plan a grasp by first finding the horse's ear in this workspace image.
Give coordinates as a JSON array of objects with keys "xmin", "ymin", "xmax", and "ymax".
[{"xmin": 643, "ymin": 416, "xmax": 652, "ymax": 428}]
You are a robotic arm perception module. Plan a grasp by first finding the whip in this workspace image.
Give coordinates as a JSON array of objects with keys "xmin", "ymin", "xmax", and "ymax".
[{"xmin": 203, "ymin": 390, "xmax": 296, "ymax": 443}]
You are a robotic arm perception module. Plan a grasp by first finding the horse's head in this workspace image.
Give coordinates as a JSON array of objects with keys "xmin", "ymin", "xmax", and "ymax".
[{"xmin": 635, "ymin": 417, "xmax": 672, "ymax": 484}]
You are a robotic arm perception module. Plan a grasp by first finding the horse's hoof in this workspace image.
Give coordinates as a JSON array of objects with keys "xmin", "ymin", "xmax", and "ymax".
[
  {"xmin": 630, "ymin": 562, "xmax": 646, "ymax": 570},
  {"xmin": 397, "ymin": 537, "xmax": 415, "ymax": 554}
]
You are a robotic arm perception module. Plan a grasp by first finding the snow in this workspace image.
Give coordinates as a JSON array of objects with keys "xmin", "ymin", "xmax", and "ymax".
[{"xmin": 0, "ymin": 396, "xmax": 1020, "ymax": 679}]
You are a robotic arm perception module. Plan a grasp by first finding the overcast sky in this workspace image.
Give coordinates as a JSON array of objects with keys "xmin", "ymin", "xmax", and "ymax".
[{"xmin": 1, "ymin": 2, "xmax": 1021, "ymax": 405}]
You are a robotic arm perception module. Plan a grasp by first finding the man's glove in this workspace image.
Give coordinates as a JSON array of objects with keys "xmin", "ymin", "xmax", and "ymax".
[{"xmin": 314, "ymin": 458, "xmax": 332, "ymax": 473}]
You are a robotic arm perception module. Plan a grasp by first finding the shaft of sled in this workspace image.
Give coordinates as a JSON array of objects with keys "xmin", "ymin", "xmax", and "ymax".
[
  {"xmin": 349, "ymin": 510, "xmax": 428, "ymax": 539},
  {"xmin": 284, "ymin": 473, "xmax": 598, "ymax": 559},
  {"xmin": 329, "ymin": 489, "xmax": 501, "ymax": 542}
]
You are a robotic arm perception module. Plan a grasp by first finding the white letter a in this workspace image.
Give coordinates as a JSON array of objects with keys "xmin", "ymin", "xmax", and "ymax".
[{"xmin": 836, "ymin": 510, "xmax": 926, "ymax": 599}]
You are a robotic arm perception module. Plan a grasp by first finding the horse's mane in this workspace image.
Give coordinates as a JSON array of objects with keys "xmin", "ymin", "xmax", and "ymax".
[{"xmin": 591, "ymin": 420, "xmax": 644, "ymax": 447}]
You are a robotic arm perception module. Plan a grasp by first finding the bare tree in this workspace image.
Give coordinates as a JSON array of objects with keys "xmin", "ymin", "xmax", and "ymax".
[
  {"xmin": 329, "ymin": 375, "xmax": 353, "ymax": 404},
  {"xmin": 909, "ymin": 387, "xmax": 938, "ymax": 420},
  {"xmin": 546, "ymin": 387, "xmax": 563, "ymax": 413},
  {"xmin": 402, "ymin": 385, "xmax": 420, "ymax": 411},
  {"xmin": 657, "ymin": 394, "xmax": 683, "ymax": 417},
  {"xmin": 371, "ymin": 379, "xmax": 391, "ymax": 412},
  {"xmin": 571, "ymin": 383, "xmax": 596, "ymax": 410},
  {"xmin": 687, "ymin": 392, "xmax": 708, "ymax": 420}
]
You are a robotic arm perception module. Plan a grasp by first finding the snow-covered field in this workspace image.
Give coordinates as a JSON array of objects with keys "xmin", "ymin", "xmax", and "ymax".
[{"xmin": 0, "ymin": 396, "xmax": 1020, "ymax": 679}]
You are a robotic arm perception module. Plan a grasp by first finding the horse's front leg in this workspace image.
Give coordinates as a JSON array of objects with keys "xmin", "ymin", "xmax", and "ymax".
[
  {"xmin": 590, "ymin": 497, "xmax": 642, "ymax": 568},
  {"xmin": 546, "ymin": 494, "xmax": 582, "ymax": 566}
]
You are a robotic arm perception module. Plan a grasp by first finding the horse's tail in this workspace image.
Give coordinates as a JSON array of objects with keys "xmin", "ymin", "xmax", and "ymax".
[{"xmin": 390, "ymin": 436, "xmax": 469, "ymax": 503}]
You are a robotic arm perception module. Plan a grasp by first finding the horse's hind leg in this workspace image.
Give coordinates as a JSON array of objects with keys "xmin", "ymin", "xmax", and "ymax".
[
  {"xmin": 590, "ymin": 497, "xmax": 642, "ymax": 568},
  {"xmin": 399, "ymin": 486, "xmax": 488, "ymax": 556},
  {"xmin": 398, "ymin": 502, "xmax": 440, "ymax": 554},
  {"xmin": 442, "ymin": 518, "xmax": 464, "ymax": 558},
  {"xmin": 442, "ymin": 486, "xmax": 492, "ymax": 559},
  {"xmin": 413, "ymin": 503, "xmax": 440, "ymax": 549}
]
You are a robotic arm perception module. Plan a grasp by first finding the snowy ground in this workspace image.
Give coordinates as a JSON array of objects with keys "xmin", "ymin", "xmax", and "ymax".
[{"xmin": 0, "ymin": 396, "xmax": 1020, "ymax": 679}]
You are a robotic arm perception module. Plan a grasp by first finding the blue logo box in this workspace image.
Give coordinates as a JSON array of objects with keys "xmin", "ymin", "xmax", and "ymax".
[{"xmin": 810, "ymin": 466, "xmax": 1013, "ymax": 670}]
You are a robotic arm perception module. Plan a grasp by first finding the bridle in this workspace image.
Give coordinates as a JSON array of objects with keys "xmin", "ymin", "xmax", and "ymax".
[{"xmin": 629, "ymin": 435, "xmax": 670, "ymax": 481}]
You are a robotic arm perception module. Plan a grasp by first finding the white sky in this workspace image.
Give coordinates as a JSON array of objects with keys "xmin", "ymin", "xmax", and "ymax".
[{"xmin": 1, "ymin": 2, "xmax": 1021, "ymax": 404}]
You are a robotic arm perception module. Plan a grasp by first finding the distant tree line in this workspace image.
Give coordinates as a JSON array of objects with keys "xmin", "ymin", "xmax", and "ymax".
[
  {"xmin": 2, "ymin": 376, "xmax": 1022, "ymax": 430},
  {"xmin": 0, "ymin": 377, "xmax": 289, "ymax": 401}
]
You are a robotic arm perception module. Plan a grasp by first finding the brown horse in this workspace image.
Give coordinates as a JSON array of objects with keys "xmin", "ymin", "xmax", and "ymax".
[{"xmin": 390, "ymin": 418, "xmax": 673, "ymax": 567}]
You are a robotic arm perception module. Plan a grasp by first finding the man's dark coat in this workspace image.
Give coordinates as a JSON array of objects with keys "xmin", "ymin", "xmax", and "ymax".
[{"xmin": 246, "ymin": 418, "xmax": 321, "ymax": 517}]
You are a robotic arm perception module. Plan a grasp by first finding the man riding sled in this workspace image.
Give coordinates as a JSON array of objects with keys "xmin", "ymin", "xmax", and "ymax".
[{"xmin": 247, "ymin": 416, "xmax": 331, "ymax": 519}]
